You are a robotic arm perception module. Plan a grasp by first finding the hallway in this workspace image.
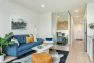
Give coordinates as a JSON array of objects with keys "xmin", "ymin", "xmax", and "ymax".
[{"xmin": 66, "ymin": 40, "xmax": 91, "ymax": 63}]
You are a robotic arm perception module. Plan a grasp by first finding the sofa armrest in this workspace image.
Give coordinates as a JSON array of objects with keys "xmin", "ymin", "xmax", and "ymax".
[{"xmin": 5, "ymin": 43, "xmax": 18, "ymax": 57}]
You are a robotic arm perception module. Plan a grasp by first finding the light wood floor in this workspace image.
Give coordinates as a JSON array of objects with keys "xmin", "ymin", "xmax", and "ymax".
[{"xmin": 66, "ymin": 40, "xmax": 91, "ymax": 63}]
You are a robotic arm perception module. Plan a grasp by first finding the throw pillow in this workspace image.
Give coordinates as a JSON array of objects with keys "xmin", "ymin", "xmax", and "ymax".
[
  {"xmin": 30, "ymin": 34, "xmax": 36, "ymax": 42},
  {"xmin": 11, "ymin": 38, "xmax": 19, "ymax": 46},
  {"xmin": 29, "ymin": 34, "xmax": 34, "ymax": 42},
  {"xmin": 26, "ymin": 36, "xmax": 34, "ymax": 43}
]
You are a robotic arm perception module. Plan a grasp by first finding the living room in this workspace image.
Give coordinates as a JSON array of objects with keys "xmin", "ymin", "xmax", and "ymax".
[{"xmin": 0, "ymin": 0, "xmax": 93, "ymax": 63}]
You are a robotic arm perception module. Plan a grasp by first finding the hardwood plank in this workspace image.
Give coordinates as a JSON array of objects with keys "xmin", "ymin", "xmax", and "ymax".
[{"xmin": 66, "ymin": 40, "xmax": 91, "ymax": 63}]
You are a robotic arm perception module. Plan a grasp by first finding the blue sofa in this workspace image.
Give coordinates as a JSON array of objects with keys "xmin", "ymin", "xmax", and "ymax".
[{"xmin": 5, "ymin": 34, "xmax": 43, "ymax": 57}]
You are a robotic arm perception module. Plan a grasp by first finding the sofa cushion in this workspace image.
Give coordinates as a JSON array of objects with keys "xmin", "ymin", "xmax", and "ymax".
[
  {"xmin": 26, "ymin": 36, "xmax": 34, "ymax": 43},
  {"xmin": 13, "ymin": 35, "xmax": 29, "ymax": 44},
  {"xmin": 18, "ymin": 48, "xmax": 33, "ymax": 57},
  {"xmin": 5, "ymin": 43, "xmax": 18, "ymax": 57},
  {"xmin": 18, "ymin": 42, "xmax": 41, "ymax": 52},
  {"xmin": 45, "ymin": 38, "xmax": 52, "ymax": 41}
]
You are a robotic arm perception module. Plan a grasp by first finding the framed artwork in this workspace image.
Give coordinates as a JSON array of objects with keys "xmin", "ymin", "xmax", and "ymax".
[
  {"xmin": 11, "ymin": 16, "xmax": 27, "ymax": 30},
  {"xmin": 57, "ymin": 21, "xmax": 68, "ymax": 30}
]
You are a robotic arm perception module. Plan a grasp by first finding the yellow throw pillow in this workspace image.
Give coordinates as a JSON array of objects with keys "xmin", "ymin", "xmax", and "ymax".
[{"xmin": 26, "ymin": 36, "xmax": 34, "ymax": 43}]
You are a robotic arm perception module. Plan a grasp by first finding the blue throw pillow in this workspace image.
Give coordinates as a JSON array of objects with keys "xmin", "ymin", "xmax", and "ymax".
[
  {"xmin": 13, "ymin": 35, "xmax": 27, "ymax": 44},
  {"xmin": 45, "ymin": 38, "xmax": 53, "ymax": 41}
]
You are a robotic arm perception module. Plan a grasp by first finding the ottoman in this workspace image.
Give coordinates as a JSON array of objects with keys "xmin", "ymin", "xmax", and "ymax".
[{"xmin": 32, "ymin": 53, "xmax": 52, "ymax": 63}]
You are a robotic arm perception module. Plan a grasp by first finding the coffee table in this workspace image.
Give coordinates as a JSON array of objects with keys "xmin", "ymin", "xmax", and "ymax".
[{"xmin": 32, "ymin": 43, "xmax": 53, "ymax": 53}]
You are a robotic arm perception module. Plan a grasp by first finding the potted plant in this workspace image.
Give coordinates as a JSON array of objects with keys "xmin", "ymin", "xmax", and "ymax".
[{"xmin": 0, "ymin": 32, "xmax": 13, "ymax": 62}]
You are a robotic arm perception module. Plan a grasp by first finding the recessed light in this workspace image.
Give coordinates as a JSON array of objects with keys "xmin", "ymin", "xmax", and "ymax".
[
  {"xmin": 41, "ymin": 4, "xmax": 45, "ymax": 8},
  {"xmin": 74, "ymin": 10, "xmax": 79, "ymax": 12}
]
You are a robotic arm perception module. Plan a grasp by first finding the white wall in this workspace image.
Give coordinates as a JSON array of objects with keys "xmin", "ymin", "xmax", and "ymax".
[
  {"xmin": 0, "ymin": 0, "xmax": 4, "ymax": 36},
  {"xmin": 87, "ymin": 3, "xmax": 94, "ymax": 36},
  {"xmin": 87, "ymin": 2, "xmax": 94, "ymax": 63},
  {"xmin": 37, "ymin": 12, "xmax": 52, "ymax": 38},
  {"xmin": 0, "ymin": 0, "xmax": 38, "ymax": 36},
  {"xmin": 87, "ymin": 36, "xmax": 93, "ymax": 63},
  {"xmin": 73, "ymin": 23, "xmax": 84, "ymax": 39},
  {"xmin": 0, "ymin": 0, "xmax": 52, "ymax": 39}
]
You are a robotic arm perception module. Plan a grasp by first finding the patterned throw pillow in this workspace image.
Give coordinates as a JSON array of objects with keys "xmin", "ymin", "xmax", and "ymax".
[{"xmin": 11, "ymin": 38, "xmax": 19, "ymax": 46}]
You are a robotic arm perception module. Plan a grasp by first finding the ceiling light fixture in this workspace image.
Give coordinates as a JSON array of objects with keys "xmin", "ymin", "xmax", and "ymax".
[{"xmin": 41, "ymin": 4, "xmax": 45, "ymax": 8}]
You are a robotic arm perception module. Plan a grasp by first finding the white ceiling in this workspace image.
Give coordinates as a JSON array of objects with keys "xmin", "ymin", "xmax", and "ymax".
[
  {"xmin": 10, "ymin": 0, "xmax": 86, "ymax": 13},
  {"xmin": 9, "ymin": 0, "xmax": 93, "ymax": 23}
]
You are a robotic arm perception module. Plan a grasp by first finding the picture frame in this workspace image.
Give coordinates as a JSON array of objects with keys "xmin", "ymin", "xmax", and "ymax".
[{"xmin": 11, "ymin": 16, "xmax": 27, "ymax": 30}]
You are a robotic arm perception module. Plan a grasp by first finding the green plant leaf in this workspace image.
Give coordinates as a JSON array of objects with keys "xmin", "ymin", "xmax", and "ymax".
[{"xmin": 0, "ymin": 32, "xmax": 13, "ymax": 54}]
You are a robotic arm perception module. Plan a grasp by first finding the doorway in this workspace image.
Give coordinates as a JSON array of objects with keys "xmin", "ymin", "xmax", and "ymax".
[{"xmin": 72, "ymin": 20, "xmax": 85, "ymax": 41}]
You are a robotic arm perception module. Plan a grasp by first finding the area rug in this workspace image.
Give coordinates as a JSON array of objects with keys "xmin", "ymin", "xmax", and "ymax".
[
  {"xmin": 50, "ymin": 50, "xmax": 69, "ymax": 63},
  {"xmin": 56, "ymin": 50, "xmax": 69, "ymax": 63},
  {"xmin": 11, "ymin": 50, "xmax": 36, "ymax": 63},
  {"xmin": 11, "ymin": 50, "xmax": 69, "ymax": 63}
]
